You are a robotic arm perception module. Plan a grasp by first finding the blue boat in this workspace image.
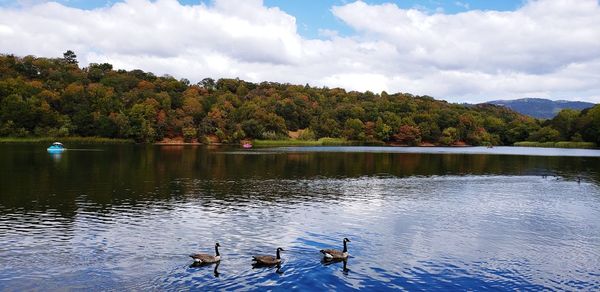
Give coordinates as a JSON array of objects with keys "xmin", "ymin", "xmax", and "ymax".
[{"xmin": 47, "ymin": 142, "xmax": 65, "ymax": 153}]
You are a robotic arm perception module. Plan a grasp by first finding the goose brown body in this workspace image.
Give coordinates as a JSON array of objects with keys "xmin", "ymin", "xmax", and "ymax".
[
  {"xmin": 320, "ymin": 238, "xmax": 350, "ymax": 260},
  {"xmin": 190, "ymin": 243, "xmax": 221, "ymax": 264},
  {"xmin": 252, "ymin": 247, "xmax": 284, "ymax": 265}
]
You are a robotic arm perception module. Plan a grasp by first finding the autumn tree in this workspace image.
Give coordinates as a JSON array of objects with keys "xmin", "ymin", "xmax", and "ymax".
[
  {"xmin": 1, "ymin": 52, "xmax": 598, "ymax": 147},
  {"xmin": 393, "ymin": 125, "xmax": 421, "ymax": 146}
]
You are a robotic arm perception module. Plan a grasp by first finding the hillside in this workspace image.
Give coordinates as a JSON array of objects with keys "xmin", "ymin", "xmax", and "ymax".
[
  {"xmin": 1, "ymin": 52, "xmax": 600, "ymax": 146},
  {"xmin": 487, "ymin": 98, "xmax": 595, "ymax": 119}
]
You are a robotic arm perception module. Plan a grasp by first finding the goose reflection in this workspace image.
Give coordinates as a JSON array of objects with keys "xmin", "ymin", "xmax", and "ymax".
[
  {"xmin": 189, "ymin": 261, "xmax": 221, "ymax": 277},
  {"xmin": 251, "ymin": 262, "xmax": 284, "ymax": 274},
  {"xmin": 321, "ymin": 258, "xmax": 350, "ymax": 274}
]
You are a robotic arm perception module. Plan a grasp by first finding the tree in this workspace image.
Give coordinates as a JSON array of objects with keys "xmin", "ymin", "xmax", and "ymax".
[
  {"xmin": 313, "ymin": 118, "xmax": 340, "ymax": 138},
  {"xmin": 5, "ymin": 52, "xmax": 598, "ymax": 146},
  {"xmin": 181, "ymin": 88, "xmax": 204, "ymax": 121},
  {"xmin": 375, "ymin": 118, "xmax": 392, "ymax": 141},
  {"xmin": 182, "ymin": 126, "xmax": 197, "ymax": 142},
  {"xmin": 63, "ymin": 50, "xmax": 78, "ymax": 65},
  {"xmin": 108, "ymin": 112, "xmax": 130, "ymax": 138},
  {"xmin": 241, "ymin": 119, "xmax": 265, "ymax": 139},
  {"xmin": 418, "ymin": 121, "xmax": 441, "ymax": 142},
  {"xmin": 579, "ymin": 105, "xmax": 600, "ymax": 144},
  {"xmin": 343, "ymin": 118, "xmax": 365, "ymax": 140},
  {"xmin": 260, "ymin": 113, "xmax": 287, "ymax": 136},
  {"xmin": 199, "ymin": 78, "xmax": 216, "ymax": 91},
  {"xmin": 505, "ymin": 118, "xmax": 540, "ymax": 144},
  {"xmin": 549, "ymin": 109, "xmax": 580, "ymax": 141},
  {"xmin": 528, "ymin": 126, "xmax": 560, "ymax": 142},
  {"xmin": 440, "ymin": 127, "xmax": 458, "ymax": 146},
  {"xmin": 466, "ymin": 127, "xmax": 492, "ymax": 146},
  {"xmin": 393, "ymin": 125, "xmax": 421, "ymax": 146}
]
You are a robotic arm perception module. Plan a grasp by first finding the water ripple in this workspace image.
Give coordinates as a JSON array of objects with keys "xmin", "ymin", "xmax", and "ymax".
[{"xmin": 1, "ymin": 175, "xmax": 599, "ymax": 290}]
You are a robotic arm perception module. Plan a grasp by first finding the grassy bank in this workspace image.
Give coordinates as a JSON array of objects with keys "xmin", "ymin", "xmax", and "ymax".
[
  {"xmin": 514, "ymin": 141, "xmax": 597, "ymax": 149},
  {"xmin": 253, "ymin": 137, "xmax": 352, "ymax": 146},
  {"xmin": 0, "ymin": 137, "xmax": 134, "ymax": 144}
]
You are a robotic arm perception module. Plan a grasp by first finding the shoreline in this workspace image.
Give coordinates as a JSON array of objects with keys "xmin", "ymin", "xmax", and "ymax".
[
  {"xmin": 0, "ymin": 137, "xmax": 134, "ymax": 144},
  {"xmin": 2, "ymin": 137, "xmax": 597, "ymax": 150}
]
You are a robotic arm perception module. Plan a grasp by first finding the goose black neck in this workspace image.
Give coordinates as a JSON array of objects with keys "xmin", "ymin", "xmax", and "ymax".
[
  {"xmin": 276, "ymin": 249, "xmax": 281, "ymax": 259},
  {"xmin": 215, "ymin": 245, "xmax": 220, "ymax": 256},
  {"xmin": 343, "ymin": 241, "xmax": 348, "ymax": 253}
]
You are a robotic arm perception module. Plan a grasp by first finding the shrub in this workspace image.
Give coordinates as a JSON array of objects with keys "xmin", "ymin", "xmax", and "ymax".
[
  {"xmin": 182, "ymin": 126, "xmax": 197, "ymax": 142},
  {"xmin": 298, "ymin": 128, "xmax": 316, "ymax": 140}
]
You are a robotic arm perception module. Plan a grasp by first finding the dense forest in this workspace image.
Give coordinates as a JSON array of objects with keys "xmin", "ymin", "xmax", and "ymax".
[{"xmin": 1, "ymin": 51, "xmax": 599, "ymax": 146}]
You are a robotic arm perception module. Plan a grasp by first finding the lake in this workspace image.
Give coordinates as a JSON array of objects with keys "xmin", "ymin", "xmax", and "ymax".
[{"xmin": 1, "ymin": 144, "xmax": 600, "ymax": 291}]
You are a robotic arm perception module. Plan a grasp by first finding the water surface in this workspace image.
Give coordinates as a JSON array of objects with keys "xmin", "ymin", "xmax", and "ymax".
[{"xmin": 1, "ymin": 145, "xmax": 599, "ymax": 291}]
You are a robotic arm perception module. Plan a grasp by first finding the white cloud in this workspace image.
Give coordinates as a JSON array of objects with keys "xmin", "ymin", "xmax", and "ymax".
[
  {"xmin": 455, "ymin": 1, "xmax": 470, "ymax": 10},
  {"xmin": 1, "ymin": 0, "xmax": 600, "ymax": 103},
  {"xmin": 317, "ymin": 28, "xmax": 338, "ymax": 38},
  {"xmin": 331, "ymin": 0, "xmax": 600, "ymax": 102}
]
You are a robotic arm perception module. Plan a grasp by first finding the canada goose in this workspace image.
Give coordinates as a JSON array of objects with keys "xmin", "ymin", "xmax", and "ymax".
[
  {"xmin": 320, "ymin": 238, "xmax": 350, "ymax": 260},
  {"xmin": 190, "ymin": 242, "xmax": 221, "ymax": 264},
  {"xmin": 252, "ymin": 247, "xmax": 284, "ymax": 265}
]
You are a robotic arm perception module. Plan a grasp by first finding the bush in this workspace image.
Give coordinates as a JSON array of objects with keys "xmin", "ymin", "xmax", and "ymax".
[
  {"xmin": 343, "ymin": 119, "xmax": 364, "ymax": 140},
  {"xmin": 514, "ymin": 141, "xmax": 596, "ymax": 149},
  {"xmin": 231, "ymin": 129, "xmax": 246, "ymax": 142},
  {"xmin": 199, "ymin": 135, "xmax": 211, "ymax": 144},
  {"xmin": 182, "ymin": 126, "xmax": 197, "ymax": 142},
  {"xmin": 528, "ymin": 126, "xmax": 560, "ymax": 142},
  {"xmin": 319, "ymin": 137, "xmax": 349, "ymax": 145},
  {"xmin": 261, "ymin": 131, "xmax": 281, "ymax": 140},
  {"xmin": 215, "ymin": 128, "xmax": 228, "ymax": 143},
  {"xmin": 555, "ymin": 142, "xmax": 596, "ymax": 149},
  {"xmin": 393, "ymin": 125, "xmax": 421, "ymax": 146},
  {"xmin": 298, "ymin": 128, "xmax": 316, "ymax": 140},
  {"xmin": 440, "ymin": 127, "xmax": 458, "ymax": 146},
  {"xmin": 0, "ymin": 120, "xmax": 15, "ymax": 136}
]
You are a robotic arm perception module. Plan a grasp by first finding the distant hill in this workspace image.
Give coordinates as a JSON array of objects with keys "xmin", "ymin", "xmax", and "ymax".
[{"xmin": 485, "ymin": 98, "xmax": 596, "ymax": 119}]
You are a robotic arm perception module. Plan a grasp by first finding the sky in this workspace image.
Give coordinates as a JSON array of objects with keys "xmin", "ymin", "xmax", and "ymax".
[{"xmin": 0, "ymin": 0, "xmax": 599, "ymax": 103}]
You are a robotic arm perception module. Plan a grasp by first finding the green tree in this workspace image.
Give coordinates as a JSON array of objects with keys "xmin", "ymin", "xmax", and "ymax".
[
  {"xmin": 440, "ymin": 127, "xmax": 458, "ymax": 146},
  {"xmin": 343, "ymin": 118, "xmax": 365, "ymax": 140},
  {"xmin": 375, "ymin": 118, "xmax": 393, "ymax": 141},
  {"xmin": 418, "ymin": 121, "xmax": 441, "ymax": 142},
  {"xmin": 549, "ymin": 109, "xmax": 580, "ymax": 141},
  {"xmin": 182, "ymin": 126, "xmax": 197, "ymax": 142},
  {"xmin": 313, "ymin": 117, "xmax": 340, "ymax": 138},
  {"xmin": 528, "ymin": 126, "xmax": 561, "ymax": 142},
  {"xmin": 577, "ymin": 105, "xmax": 600, "ymax": 144},
  {"xmin": 241, "ymin": 119, "xmax": 265, "ymax": 139},
  {"xmin": 63, "ymin": 50, "xmax": 78, "ymax": 65}
]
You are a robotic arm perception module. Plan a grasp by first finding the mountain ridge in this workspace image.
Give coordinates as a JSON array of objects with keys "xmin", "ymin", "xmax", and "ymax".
[{"xmin": 484, "ymin": 98, "xmax": 596, "ymax": 119}]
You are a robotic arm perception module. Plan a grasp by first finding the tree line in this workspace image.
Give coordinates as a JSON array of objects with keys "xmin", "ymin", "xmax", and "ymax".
[{"xmin": 1, "ymin": 52, "xmax": 599, "ymax": 146}]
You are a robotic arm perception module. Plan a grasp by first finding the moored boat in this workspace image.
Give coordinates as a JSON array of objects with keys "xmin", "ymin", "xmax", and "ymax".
[{"xmin": 47, "ymin": 142, "xmax": 65, "ymax": 153}]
